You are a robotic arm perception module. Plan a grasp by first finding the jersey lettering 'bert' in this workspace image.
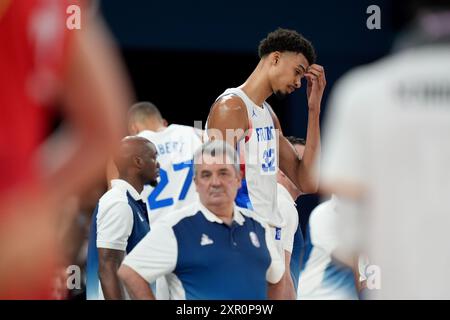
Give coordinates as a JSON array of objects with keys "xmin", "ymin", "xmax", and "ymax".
[{"xmin": 157, "ymin": 141, "xmax": 185, "ymax": 155}]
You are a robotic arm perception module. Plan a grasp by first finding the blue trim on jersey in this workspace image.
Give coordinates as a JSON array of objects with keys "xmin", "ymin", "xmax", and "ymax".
[
  {"xmin": 322, "ymin": 259, "xmax": 359, "ymax": 299},
  {"xmin": 86, "ymin": 192, "xmax": 150, "ymax": 300},
  {"xmin": 298, "ymin": 222, "xmax": 358, "ymax": 299},
  {"xmin": 235, "ymin": 178, "xmax": 254, "ymax": 210},
  {"xmin": 290, "ymin": 223, "xmax": 304, "ymax": 291},
  {"xmin": 299, "ymin": 223, "xmax": 312, "ymax": 275},
  {"xmin": 172, "ymin": 211, "xmax": 270, "ymax": 299}
]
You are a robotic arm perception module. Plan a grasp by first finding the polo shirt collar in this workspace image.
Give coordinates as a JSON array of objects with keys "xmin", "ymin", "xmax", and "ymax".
[
  {"xmin": 198, "ymin": 202, "xmax": 245, "ymax": 226},
  {"xmin": 111, "ymin": 179, "xmax": 142, "ymax": 201}
]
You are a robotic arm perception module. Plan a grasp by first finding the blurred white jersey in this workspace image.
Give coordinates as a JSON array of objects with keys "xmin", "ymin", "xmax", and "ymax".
[
  {"xmin": 297, "ymin": 197, "xmax": 358, "ymax": 300},
  {"xmin": 321, "ymin": 45, "xmax": 450, "ymax": 299},
  {"xmin": 139, "ymin": 124, "xmax": 202, "ymax": 224},
  {"xmin": 206, "ymin": 87, "xmax": 283, "ymax": 227}
]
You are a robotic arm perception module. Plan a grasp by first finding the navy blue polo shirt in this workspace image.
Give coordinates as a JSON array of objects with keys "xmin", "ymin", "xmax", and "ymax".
[
  {"xmin": 122, "ymin": 202, "xmax": 284, "ymax": 300},
  {"xmin": 86, "ymin": 179, "xmax": 150, "ymax": 300}
]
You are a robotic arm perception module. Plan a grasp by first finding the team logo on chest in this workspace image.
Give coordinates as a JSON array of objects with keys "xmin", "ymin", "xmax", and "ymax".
[
  {"xmin": 200, "ymin": 233, "xmax": 214, "ymax": 246},
  {"xmin": 249, "ymin": 232, "xmax": 261, "ymax": 248}
]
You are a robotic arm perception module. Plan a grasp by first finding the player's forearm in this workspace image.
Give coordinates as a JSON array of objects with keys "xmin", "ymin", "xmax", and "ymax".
[
  {"xmin": 284, "ymin": 271, "xmax": 297, "ymax": 299},
  {"xmin": 98, "ymin": 263, "xmax": 125, "ymax": 300},
  {"xmin": 298, "ymin": 110, "xmax": 321, "ymax": 193},
  {"xmin": 118, "ymin": 265, "xmax": 155, "ymax": 300},
  {"xmin": 267, "ymin": 280, "xmax": 287, "ymax": 300},
  {"xmin": 267, "ymin": 270, "xmax": 295, "ymax": 300}
]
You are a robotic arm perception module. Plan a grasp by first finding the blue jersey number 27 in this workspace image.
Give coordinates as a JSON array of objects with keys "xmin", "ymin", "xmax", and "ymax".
[{"xmin": 147, "ymin": 159, "xmax": 194, "ymax": 210}]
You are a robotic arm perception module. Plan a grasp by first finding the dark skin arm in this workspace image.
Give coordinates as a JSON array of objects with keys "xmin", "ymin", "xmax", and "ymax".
[
  {"xmin": 118, "ymin": 265, "xmax": 156, "ymax": 300},
  {"xmin": 271, "ymin": 108, "xmax": 320, "ymax": 194},
  {"xmin": 271, "ymin": 64, "xmax": 326, "ymax": 194},
  {"xmin": 98, "ymin": 248, "xmax": 126, "ymax": 300},
  {"xmin": 267, "ymin": 251, "xmax": 296, "ymax": 299},
  {"xmin": 206, "ymin": 95, "xmax": 249, "ymax": 147}
]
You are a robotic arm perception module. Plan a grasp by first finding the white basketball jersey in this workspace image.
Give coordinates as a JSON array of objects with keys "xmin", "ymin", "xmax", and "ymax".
[
  {"xmin": 139, "ymin": 124, "xmax": 202, "ymax": 224},
  {"xmin": 321, "ymin": 45, "xmax": 450, "ymax": 298},
  {"xmin": 206, "ymin": 87, "xmax": 284, "ymax": 227}
]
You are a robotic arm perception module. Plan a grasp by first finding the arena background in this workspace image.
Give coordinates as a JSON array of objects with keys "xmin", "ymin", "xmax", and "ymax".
[{"xmin": 98, "ymin": 0, "xmax": 401, "ymax": 233}]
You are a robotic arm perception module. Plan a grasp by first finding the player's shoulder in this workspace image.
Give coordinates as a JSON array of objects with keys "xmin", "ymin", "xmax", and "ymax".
[
  {"xmin": 211, "ymin": 93, "xmax": 247, "ymax": 114},
  {"xmin": 97, "ymin": 187, "xmax": 130, "ymax": 213},
  {"xmin": 167, "ymin": 123, "xmax": 198, "ymax": 135},
  {"xmin": 332, "ymin": 50, "xmax": 413, "ymax": 100},
  {"xmin": 137, "ymin": 129, "xmax": 156, "ymax": 142},
  {"xmin": 100, "ymin": 186, "xmax": 126, "ymax": 201},
  {"xmin": 208, "ymin": 94, "xmax": 248, "ymax": 132},
  {"xmin": 309, "ymin": 197, "xmax": 337, "ymax": 227}
]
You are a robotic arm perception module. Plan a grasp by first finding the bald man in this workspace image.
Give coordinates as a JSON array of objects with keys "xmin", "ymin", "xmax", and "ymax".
[{"xmin": 86, "ymin": 136, "xmax": 160, "ymax": 300}]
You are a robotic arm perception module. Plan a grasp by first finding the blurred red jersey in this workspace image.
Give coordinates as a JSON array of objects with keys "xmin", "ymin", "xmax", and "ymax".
[
  {"xmin": 0, "ymin": 0, "xmax": 74, "ymax": 194},
  {"xmin": 0, "ymin": 0, "xmax": 82, "ymax": 299}
]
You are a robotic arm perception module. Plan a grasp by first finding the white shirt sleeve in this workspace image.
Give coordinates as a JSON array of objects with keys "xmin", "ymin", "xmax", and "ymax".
[
  {"xmin": 96, "ymin": 201, "xmax": 134, "ymax": 251},
  {"xmin": 309, "ymin": 202, "xmax": 340, "ymax": 255},
  {"xmin": 121, "ymin": 222, "xmax": 178, "ymax": 284},
  {"xmin": 320, "ymin": 73, "xmax": 370, "ymax": 187},
  {"xmin": 278, "ymin": 201, "xmax": 299, "ymax": 254},
  {"xmin": 264, "ymin": 223, "xmax": 285, "ymax": 284}
]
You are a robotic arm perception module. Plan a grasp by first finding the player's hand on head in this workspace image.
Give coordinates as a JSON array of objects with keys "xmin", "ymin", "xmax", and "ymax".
[{"xmin": 305, "ymin": 64, "xmax": 326, "ymax": 113}]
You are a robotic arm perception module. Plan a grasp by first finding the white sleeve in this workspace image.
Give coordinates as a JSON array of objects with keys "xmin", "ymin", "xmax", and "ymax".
[
  {"xmin": 320, "ymin": 74, "xmax": 370, "ymax": 187},
  {"xmin": 96, "ymin": 202, "xmax": 134, "ymax": 251},
  {"xmin": 121, "ymin": 222, "xmax": 178, "ymax": 284},
  {"xmin": 264, "ymin": 224, "xmax": 285, "ymax": 284},
  {"xmin": 279, "ymin": 202, "xmax": 299, "ymax": 254},
  {"xmin": 309, "ymin": 204, "xmax": 340, "ymax": 255}
]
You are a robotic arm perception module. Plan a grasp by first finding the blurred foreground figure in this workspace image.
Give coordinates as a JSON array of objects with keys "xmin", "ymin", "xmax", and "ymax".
[
  {"xmin": 320, "ymin": 1, "xmax": 450, "ymax": 299},
  {"xmin": 0, "ymin": 0, "xmax": 131, "ymax": 299}
]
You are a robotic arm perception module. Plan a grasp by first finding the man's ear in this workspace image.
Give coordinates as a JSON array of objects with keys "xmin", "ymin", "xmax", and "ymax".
[
  {"xmin": 129, "ymin": 123, "xmax": 139, "ymax": 135},
  {"xmin": 134, "ymin": 156, "xmax": 143, "ymax": 168},
  {"xmin": 271, "ymin": 51, "xmax": 280, "ymax": 65}
]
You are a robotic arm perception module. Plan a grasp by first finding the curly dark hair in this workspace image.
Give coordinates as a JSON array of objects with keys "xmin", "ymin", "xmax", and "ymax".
[{"xmin": 258, "ymin": 28, "xmax": 316, "ymax": 65}]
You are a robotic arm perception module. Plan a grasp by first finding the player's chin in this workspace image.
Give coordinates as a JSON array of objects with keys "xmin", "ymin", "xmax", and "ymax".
[
  {"xmin": 273, "ymin": 90, "xmax": 288, "ymax": 100},
  {"xmin": 149, "ymin": 179, "xmax": 159, "ymax": 187}
]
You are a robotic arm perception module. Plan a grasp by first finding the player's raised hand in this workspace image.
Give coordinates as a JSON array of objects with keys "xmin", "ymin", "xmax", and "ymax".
[{"xmin": 305, "ymin": 64, "xmax": 326, "ymax": 113}]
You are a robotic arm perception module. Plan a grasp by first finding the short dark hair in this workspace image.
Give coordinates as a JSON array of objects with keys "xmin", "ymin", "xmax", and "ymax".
[
  {"xmin": 128, "ymin": 101, "xmax": 162, "ymax": 123},
  {"xmin": 286, "ymin": 136, "xmax": 306, "ymax": 146},
  {"xmin": 258, "ymin": 28, "xmax": 316, "ymax": 65}
]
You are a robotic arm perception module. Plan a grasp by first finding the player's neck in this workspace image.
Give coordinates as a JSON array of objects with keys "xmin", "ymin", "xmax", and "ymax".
[
  {"xmin": 240, "ymin": 63, "xmax": 273, "ymax": 107},
  {"xmin": 120, "ymin": 175, "xmax": 144, "ymax": 195}
]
